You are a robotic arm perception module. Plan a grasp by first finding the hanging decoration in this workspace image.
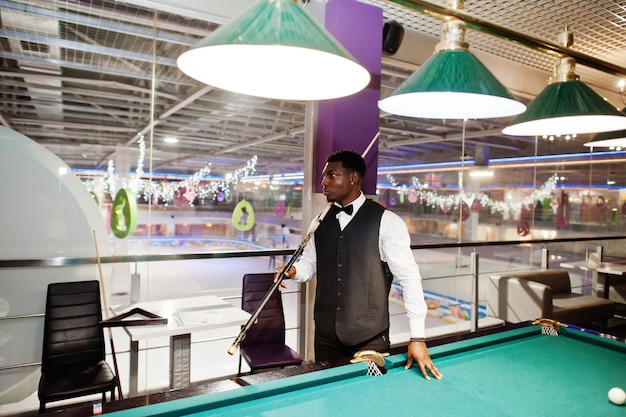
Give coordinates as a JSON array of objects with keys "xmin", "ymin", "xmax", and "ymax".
[
  {"xmin": 470, "ymin": 198, "xmax": 482, "ymax": 213},
  {"xmin": 550, "ymin": 197, "xmax": 559, "ymax": 212},
  {"xmin": 173, "ymin": 187, "xmax": 188, "ymax": 208},
  {"xmin": 275, "ymin": 200, "xmax": 287, "ymax": 218},
  {"xmin": 110, "ymin": 188, "xmax": 138, "ymax": 239},
  {"xmin": 84, "ymin": 155, "xmax": 258, "ymax": 207},
  {"xmin": 556, "ymin": 214, "xmax": 568, "ymax": 229},
  {"xmin": 460, "ymin": 201, "xmax": 470, "ymax": 221},
  {"xmin": 517, "ymin": 219, "xmax": 530, "ymax": 236},
  {"xmin": 183, "ymin": 188, "xmax": 196, "ymax": 202},
  {"xmin": 402, "ymin": 174, "xmax": 559, "ymax": 216},
  {"xmin": 232, "ymin": 199, "xmax": 255, "ymax": 232}
]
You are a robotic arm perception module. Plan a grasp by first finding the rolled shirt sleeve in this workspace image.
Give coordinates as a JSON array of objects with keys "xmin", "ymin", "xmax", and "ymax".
[{"xmin": 379, "ymin": 210, "xmax": 428, "ymax": 338}]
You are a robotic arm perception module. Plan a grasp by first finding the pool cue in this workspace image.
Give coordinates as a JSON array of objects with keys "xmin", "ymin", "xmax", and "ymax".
[
  {"xmin": 227, "ymin": 203, "xmax": 332, "ymax": 355},
  {"xmin": 228, "ymin": 132, "xmax": 380, "ymax": 356},
  {"xmin": 93, "ymin": 231, "xmax": 124, "ymax": 400}
]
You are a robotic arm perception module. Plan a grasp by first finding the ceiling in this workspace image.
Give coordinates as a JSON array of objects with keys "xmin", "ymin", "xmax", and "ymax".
[{"xmin": 1, "ymin": 0, "xmax": 626, "ymax": 190}]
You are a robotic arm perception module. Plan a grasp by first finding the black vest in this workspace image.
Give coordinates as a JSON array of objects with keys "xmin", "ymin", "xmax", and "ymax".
[{"xmin": 314, "ymin": 199, "xmax": 392, "ymax": 346}]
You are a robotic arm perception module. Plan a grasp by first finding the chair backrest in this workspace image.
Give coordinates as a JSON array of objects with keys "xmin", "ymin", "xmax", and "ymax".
[
  {"xmin": 502, "ymin": 270, "xmax": 572, "ymax": 294},
  {"xmin": 41, "ymin": 280, "xmax": 106, "ymax": 371},
  {"xmin": 487, "ymin": 275, "xmax": 553, "ymax": 322},
  {"xmin": 240, "ymin": 273, "xmax": 286, "ymax": 347}
]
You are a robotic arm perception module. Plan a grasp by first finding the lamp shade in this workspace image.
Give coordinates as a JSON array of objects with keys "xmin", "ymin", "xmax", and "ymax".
[
  {"xmin": 584, "ymin": 108, "xmax": 626, "ymax": 147},
  {"xmin": 585, "ymin": 129, "xmax": 626, "ymax": 148},
  {"xmin": 177, "ymin": 0, "xmax": 370, "ymax": 101},
  {"xmin": 502, "ymin": 80, "xmax": 626, "ymax": 136},
  {"xmin": 378, "ymin": 49, "xmax": 525, "ymax": 119}
]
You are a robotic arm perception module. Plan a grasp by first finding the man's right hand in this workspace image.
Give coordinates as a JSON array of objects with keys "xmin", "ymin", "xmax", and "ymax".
[{"xmin": 274, "ymin": 266, "xmax": 296, "ymax": 289}]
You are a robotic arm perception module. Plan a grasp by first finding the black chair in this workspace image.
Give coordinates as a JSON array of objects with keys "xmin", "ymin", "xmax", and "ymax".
[
  {"xmin": 38, "ymin": 280, "xmax": 118, "ymax": 413},
  {"xmin": 238, "ymin": 273, "xmax": 303, "ymax": 376}
]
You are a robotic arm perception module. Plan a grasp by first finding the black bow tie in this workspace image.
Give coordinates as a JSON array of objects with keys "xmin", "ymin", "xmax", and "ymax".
[{"xmin": 335, "ymin": 204, "xmax": 353, "ymax": 215}]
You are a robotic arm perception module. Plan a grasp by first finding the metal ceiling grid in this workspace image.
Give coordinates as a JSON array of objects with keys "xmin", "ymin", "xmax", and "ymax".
[
  {"xmin": 373, "ymin": 0, "xmax": 626, "ymax": 93},
  {"xmin": 460, "ymin": 0, "xmax": 626, "ymax": 93}
]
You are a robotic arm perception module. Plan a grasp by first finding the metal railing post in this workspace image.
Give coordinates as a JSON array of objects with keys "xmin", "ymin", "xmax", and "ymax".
[
  {"xmin": 471, "ymin": 252, "xmax": 479, "ymax": 333},
  {"xmin": 541, "ymin": 247, "xmax": 549, "ymax": 269}
]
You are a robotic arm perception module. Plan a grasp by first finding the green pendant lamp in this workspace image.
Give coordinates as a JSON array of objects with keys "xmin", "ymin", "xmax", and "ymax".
[
  {"xmin": 584, "ymin": 109, "xmax": 626, "ymax": 148},
  {"xmin": 585, "ymin": 130, "xmax": 626, "ymax": 148},
  {"xmin": 378, "ymin": 15, "xmax": 526, "ymax": 119},
  {"xmin": 177, "ymin": 0, "xmax": 370, "ymax": 101},
  {"xmin": 503, "ymin": 57, "xmax": 626, "ymax": 137}
]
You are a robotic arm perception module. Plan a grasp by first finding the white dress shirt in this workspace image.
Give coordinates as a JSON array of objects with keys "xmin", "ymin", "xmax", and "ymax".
[{"xmin": 293, "ymin": 193, "xmax": 428, "ymax": 338}]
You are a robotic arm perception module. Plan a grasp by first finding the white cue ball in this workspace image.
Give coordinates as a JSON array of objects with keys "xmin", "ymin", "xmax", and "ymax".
[{"xmin": 608, "ymin": 387, "xmax": 626, "ymax": 405}]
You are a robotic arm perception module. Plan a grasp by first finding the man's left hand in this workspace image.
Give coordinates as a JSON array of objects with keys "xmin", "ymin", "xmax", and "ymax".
[{"xmin": 405, "ymin": 341, "xmax": 442, "ymax": 380}]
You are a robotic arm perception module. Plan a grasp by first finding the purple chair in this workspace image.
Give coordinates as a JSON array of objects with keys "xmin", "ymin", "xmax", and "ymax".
[{"xmin": 238, "ymin": 273, "xmax": 303, "ymax": 376}]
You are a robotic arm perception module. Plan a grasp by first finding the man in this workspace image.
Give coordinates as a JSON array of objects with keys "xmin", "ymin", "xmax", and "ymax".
[{"xmin": 278, "ymin": 150, "xmax": 442, "ymax": 380}]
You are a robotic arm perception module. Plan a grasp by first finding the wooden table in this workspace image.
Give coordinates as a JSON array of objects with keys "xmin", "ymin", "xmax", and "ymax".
[{"xmin": 112, "ymin": 295, "xmax": 250, "ymax": 396}]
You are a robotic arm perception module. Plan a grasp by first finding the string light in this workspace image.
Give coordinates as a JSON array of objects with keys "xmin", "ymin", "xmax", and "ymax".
[
  {"xmin": 135, "ymin": 135, "xmax": 146, "ymax": 177},
  {"xmin": 104, "ymin": 160, "xmax": 116, "ymax": 197},
  {"xmin": 84, "ymin": 155, "xmax": 258, "ymax": 207},
  {"xmin": 541, "ymin": 133, "xmax": 577, "ymax": 142},
  {"xmin": 400, "ymin": 174, "xmax": 558, "ymax": 215}
]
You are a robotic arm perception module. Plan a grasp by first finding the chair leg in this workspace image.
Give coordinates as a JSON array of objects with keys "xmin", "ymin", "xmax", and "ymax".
[
  {"xmin": 39, "ymin": 402, "xmax": 45, "ymax": 414},
  {"xmin": 237, "ymin": 354, "xmax": 242, "ymax": 377}
]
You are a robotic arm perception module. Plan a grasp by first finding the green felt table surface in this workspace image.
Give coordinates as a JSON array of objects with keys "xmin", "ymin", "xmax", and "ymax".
[{"xmin": 107, "ymin": 324, "xmax": 626, "ymax": 417}]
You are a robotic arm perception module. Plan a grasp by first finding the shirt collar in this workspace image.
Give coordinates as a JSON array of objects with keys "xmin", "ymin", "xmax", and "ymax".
[{"xmin": 334, "ymin": 193, "xmax": 365, "ymax": 217}]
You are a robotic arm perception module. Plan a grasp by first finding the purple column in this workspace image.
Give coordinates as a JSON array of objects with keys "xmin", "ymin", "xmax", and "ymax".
[{"xmin": 314, "ymin": 0, "xmax": 382, "ymax": 195}]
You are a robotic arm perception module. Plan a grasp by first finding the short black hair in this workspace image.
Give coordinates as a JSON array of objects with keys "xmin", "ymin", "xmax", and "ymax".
[{"xmin": 326, "ymin": 150, "xmax": 366, "ymax": 178}]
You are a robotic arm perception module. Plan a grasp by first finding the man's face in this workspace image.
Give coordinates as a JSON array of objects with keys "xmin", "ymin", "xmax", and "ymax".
[{"xmin": 321, "ymin": 161, "xmax": 357, "ymax": 206}]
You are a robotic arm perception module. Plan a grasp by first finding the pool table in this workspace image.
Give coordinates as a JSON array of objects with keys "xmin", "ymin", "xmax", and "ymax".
[{"xmin": 106, "ymin": 322, "xmax": 626, "ymax": 417}]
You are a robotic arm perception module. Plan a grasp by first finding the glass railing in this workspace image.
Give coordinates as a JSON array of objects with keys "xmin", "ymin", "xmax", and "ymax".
[{"xmin": 1, "ymin": 236, "xmax": 625, "ymax": 412}]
